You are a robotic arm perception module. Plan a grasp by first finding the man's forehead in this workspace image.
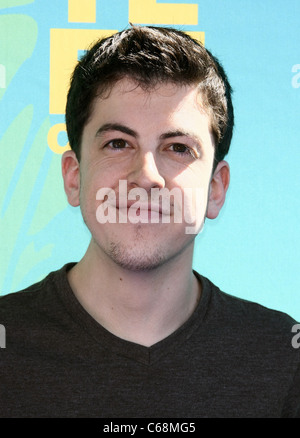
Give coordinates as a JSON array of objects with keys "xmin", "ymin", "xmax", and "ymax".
[
  {"xmin": 92, "ymin": 77, "xmax": 210, "ymax": 122},
  {"xmin": 97, "ymin": 77, "xmax": 200, "ymax": 99}
]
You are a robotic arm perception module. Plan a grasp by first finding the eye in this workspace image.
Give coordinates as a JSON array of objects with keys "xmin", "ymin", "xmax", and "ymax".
[
  {"xmin": 167, "ymin": 142, "xmax": 200, "ymax": 160},
  {"xmin": 105, "ymin": 139, "xmax": 128, "ymax": 149},
  {"xmin": 170, "ymin": 143, "xmax": 199, "ymax": 158},
  {"xmin": 170, "ymin": 143, "xmax": 190, "ymax": 154}
]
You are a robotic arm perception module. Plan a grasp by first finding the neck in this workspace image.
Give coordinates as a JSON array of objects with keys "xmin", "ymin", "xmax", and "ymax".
[{"xmin": 67, "ymin": 239, "xmax": 201, "ymax": 347}]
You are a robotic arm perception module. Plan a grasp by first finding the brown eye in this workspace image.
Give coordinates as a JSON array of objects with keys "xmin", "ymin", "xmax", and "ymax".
[
  {"xmin": 171, "ymin": 143, "xmax": 189, "ymax": 154},
  {"xmin": 110, "ymin": 139, "xmax": 127, "ymax": 149}
]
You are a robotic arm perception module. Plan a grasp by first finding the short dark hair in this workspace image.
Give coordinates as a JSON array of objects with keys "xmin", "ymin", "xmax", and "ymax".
[{"xmin": 66, "ymin": 25, "xmax": 234, "ymax": 166}]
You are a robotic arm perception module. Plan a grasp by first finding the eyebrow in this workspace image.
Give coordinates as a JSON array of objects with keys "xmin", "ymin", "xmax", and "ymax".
[
  {"xmin": 95, "ymin": 123, "xmax": 138, "ymax": 138},
  {"xmin": 159, "ymin": 130, "xmax": 202, "ymax": 145}
]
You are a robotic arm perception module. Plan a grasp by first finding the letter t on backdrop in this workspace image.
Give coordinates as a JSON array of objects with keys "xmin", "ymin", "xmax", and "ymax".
[
  {"xmin": 129, "ymin": 0, "xmax": 198, "ymax": 24},
  {"xmin": 68, "ymin": 0, "xmax": 97, "ymax": 22}
]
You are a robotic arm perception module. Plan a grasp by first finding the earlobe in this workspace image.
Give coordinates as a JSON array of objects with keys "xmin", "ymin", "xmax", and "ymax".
[
  {"xmin": 61, "ymin": 150, "xmax": 80, "ymax": 207},
  {"xmin": 206, "ymin": 161, "xmax": 230, "ymax": 220}
]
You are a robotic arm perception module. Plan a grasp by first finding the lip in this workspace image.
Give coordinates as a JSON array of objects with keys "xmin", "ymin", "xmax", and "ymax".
[{"xmin": 115, "ymin": 200, "xmax": 173, "ymax": 216}]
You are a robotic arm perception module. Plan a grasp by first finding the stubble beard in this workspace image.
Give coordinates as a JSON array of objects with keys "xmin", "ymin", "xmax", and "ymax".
[
  {"xmin": 88, "ymin": 221, "xmax": 196, "ymax": 273},
  {"xmin": 104, "ymin": 225, "xmax": 169, "ymax": 272},
  {"xmin": 80, "ymin": 199, "xmax": 168, "ymax": 272},
  {"xmin": 81, "ymin": 194, "xmax": 202, "ymax": 273}
]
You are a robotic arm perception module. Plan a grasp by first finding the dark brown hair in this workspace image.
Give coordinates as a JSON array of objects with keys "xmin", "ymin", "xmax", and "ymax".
[{"xmin": 66, "ymin": 25, "xmax": 234, "ymax": 165}]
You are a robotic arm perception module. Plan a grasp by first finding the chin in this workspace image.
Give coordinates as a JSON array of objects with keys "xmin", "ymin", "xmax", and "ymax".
[
  {"xmin": 89, "ymin": 221, "xmax": 196, "ymax": 272},
  {"xmin": 107, "ymin": 241, "xmax": 167, "ymax": 272}
]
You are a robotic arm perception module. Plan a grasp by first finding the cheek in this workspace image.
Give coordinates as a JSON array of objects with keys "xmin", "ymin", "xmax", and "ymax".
[
  {"xmin": 79, "ymin": 163, "xmax": 126, "ymax": 225},
  {"xmin": 172, "ymin": 167, "xmax": 211, "ymax": 223},
  {"xmin": 172, "ymin": 163, "xmax": 211, "ymax": 196},
  {"xmin": 80, "ymin": 160, "xmax": 119, "ymax": 194}
]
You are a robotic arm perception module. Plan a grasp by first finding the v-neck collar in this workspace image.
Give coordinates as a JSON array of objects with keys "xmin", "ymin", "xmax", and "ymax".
[{"xmin": 53, "ymin": 263, "xmax": 211, "ymax": 366}]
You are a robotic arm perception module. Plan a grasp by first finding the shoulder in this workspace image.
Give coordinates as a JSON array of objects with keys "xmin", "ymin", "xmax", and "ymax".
[
  {"xmin": 198, "ymin": 273, "xmax": 300, "ymax": 365},
  {"xmin": 199, "ymin": 274, "xmax": 298, "ymax": 331},
  {"xmin": 199, "ymin": 275, "xmax": 300, "ymax": 418},
  {"xmin": 0, "ymin": 264, "xmax": 74, "ymax": 325},
  {"xmin": 0, "ymin": 277, "xmax": 49, "ymax": 321}
]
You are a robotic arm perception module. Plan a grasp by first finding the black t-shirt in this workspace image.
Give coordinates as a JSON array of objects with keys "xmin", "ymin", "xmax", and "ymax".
[{"xmin": 0, "ymin": 263, "xmax": 299, "ymax": 418}]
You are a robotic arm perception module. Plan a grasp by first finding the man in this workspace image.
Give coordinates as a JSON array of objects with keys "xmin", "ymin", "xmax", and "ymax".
[{"xmin": 0, "ymin": 26, "xmax": 299, "ymax": 418}]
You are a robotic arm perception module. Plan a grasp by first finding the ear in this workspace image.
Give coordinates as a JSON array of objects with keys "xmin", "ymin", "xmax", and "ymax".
[
  {"xmin": 206, "ymin": 161, "xmax": 230, "ymax": 219},
  {"xmin": 61, "ymin": 150, "xmax": 80, "ymax": 207}
]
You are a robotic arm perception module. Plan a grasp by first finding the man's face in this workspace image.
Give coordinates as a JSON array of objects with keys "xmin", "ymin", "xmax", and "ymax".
[{"xmin": 62, "ymin": 78, "xmax": 228, "ymax": 271}]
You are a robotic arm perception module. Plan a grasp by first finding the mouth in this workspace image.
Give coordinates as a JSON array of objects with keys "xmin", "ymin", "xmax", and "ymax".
[
  {"xmin": 116, "ymin": 200, "xmax": 172, "ymax": 214},
  {"xmin": 96, "ymin": 182, "xmax": 183, "ymax": 225},
  {"xmin": 115, "ymin": 199, "xmax": 173, "ymax": 223}
]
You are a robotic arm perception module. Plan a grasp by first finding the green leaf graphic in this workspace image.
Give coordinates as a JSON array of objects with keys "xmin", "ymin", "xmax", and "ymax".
[
  {"xmin": 0, "ymin": 105, "xmax": 34, "ymax": 210},
  {"xmin": 0, "ymin": 0, "xmax": 35, "ymax": 9},
  {"xmin": 28, "ymin": 149, "xmax": 67, "ymax": 236},
  {"xmin": 0, "ymin": 14, "xmax": 38, "ymax": 100},
  {"xmin": 0, "ymin": 111, "xmax": 68, "ymax": 293}
]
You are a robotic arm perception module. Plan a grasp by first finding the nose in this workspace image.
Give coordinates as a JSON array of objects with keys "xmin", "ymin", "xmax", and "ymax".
[{"xmin": 127, "ymin": 151, "xmax": 165, "ymax": 191}]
